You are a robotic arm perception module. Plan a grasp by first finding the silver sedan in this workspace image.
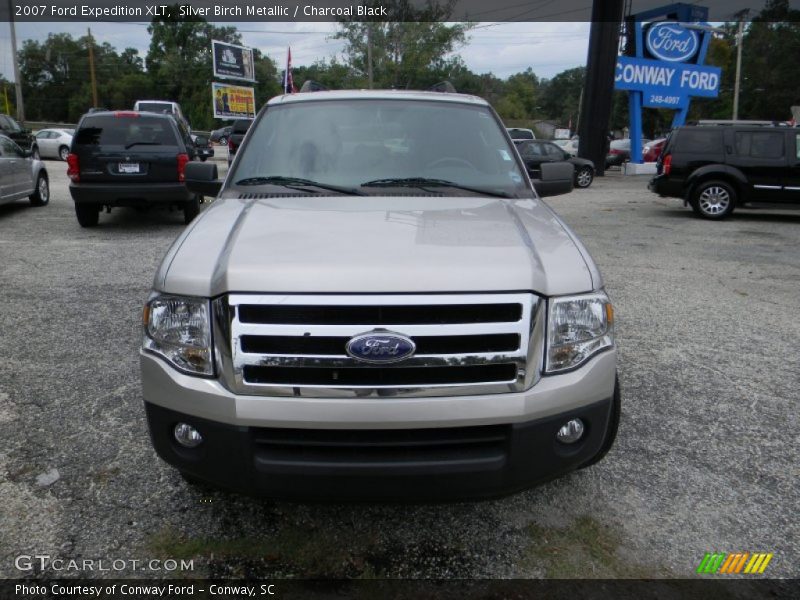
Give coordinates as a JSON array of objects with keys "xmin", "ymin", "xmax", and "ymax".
[
  {"xmin": 0, "ymin": 134, "xmax": 49, "ymax": 207},
  {"xmin": 34, "ymin": 128, "xmax": 74, "ymax": 161}
]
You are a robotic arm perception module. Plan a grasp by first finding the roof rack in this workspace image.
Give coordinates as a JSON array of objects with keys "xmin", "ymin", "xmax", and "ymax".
[
  {"xmin": 428, "ymin": 81, "xmax": 457, "ymax": 93},
  {"xmin": 688, "ymin": 119, "xmax": 790, "ymax": 127},
  {"xmin": 299, "ymin": 80, "xmax": 328, "ymax": 93}
]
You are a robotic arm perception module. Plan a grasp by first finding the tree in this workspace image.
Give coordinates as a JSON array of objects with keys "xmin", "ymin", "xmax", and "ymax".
[
  {"xmin": 539, "ymin": 67, "xmax": 584, "ymax": 127},
  {"xmin": 737, "ymin": 0, "xmax": 800, "ymax": 120},
  {"xmin": 146, "ymin": 5, "xmax": 243, "ymax": 128},
  {"xmin": 19, "ymin": 33, "xmax": 149, "ymax": 122},
  {"xmin": 334, "ymin": 0, "xmax": 471, "ymax": 89}
]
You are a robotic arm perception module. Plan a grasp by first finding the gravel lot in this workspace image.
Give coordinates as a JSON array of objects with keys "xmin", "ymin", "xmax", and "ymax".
[{"xmin": 0, "ymin": 161, "xmax": 798, "ymax": 581}]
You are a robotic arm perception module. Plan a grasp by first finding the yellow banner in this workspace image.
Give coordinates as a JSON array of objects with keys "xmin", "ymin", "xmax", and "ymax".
[{"xmin": 212, "ymin": 82, "xmax": 256, "ymax": 119}]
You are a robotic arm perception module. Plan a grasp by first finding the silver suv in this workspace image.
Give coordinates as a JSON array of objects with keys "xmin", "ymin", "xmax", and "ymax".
[{"xmin": 140, "ymin": 89, "xmax": 619, "ymax": 500}]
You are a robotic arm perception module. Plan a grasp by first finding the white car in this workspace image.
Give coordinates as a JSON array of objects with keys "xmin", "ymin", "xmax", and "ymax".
[
  {"xmin": 554, "ymin": 139, "xmax": 580, "ymax": 156},
  {"xmin": 34, "ymin": 128, "xmax": 74, "ymax": 161}
]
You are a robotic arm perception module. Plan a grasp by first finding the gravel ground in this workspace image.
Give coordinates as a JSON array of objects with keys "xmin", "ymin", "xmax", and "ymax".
[{"xmin": 0, "ymin": 163, "xmax": 798, "ymax": 581}]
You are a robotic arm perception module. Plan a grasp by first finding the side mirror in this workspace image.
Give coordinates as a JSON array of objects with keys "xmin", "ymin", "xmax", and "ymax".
[
  {"xmin": 185, "ymin": 162, "xmax": 223, "ymax": 197},
  {"xmin": 194, "ymin": 135, "xmax": 209, "ymax": 147},
  {"xmin": 21, "ymin": 148, "xmax": 32, "ymax": 158},
  {"xmin": 533, "ymin": 161, "xmax": 574, "ymax": 197}
]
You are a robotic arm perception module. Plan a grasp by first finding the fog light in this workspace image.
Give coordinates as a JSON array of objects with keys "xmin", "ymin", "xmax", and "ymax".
[
  {"xmin": 174, "ymin": 423, "xmax": 203, "ymax": 448},
  {"xmin": 556, "ymin": 419, "xmax": 585, "ymax": 444}
]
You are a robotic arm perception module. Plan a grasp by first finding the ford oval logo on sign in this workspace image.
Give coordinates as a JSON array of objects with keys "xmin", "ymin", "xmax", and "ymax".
[
  {"xmin": 646, "ymin": 22, "xmax": 699, "ymax": 63},
  {"xmin": 346, "ymin": 331, "xmax": 416, "ymax": 364}
]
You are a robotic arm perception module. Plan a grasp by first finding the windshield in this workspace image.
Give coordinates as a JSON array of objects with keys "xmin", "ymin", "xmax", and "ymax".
[{"xmin": 232, "ymin": 99, "xmax": 530, "ymax": 197}]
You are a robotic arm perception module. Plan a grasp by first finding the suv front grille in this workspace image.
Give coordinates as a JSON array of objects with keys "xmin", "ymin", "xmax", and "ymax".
[{"xmin": 213, "ymin": 293, "xmax": 544, "ymax": 398}]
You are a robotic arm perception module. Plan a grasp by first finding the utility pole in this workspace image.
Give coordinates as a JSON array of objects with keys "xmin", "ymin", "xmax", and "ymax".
[
  {"xmin": 87, "ymin": 28, "xmax": 98, "ymax": 108},
  {"xmin": 732, "ymin": 9, "xmax": 749, "ymax": 121},
  {"xmin": 578, "ymin": 0, "xmax": 625, "ymax": 176},
  {"xmin": 8, "ymin": 0, "xmax": 25, "ymax": 121}
]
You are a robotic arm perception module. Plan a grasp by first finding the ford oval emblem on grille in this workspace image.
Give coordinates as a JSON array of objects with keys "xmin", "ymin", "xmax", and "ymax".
[{"xmin": 346, "ymin": 331, "xmax": 416, "ymax": 364}]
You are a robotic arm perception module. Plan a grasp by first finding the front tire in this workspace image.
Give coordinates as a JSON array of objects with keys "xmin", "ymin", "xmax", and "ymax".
[
  {"xmin": 690, "ymin": 180, "xmax": 736, "ymax": 220},
  {"xmin": 183, "ymin": 195, "xmax": 200, "ymax": 224},
  {"xmin": 29, "ymin": 172, "xmax": 49, "ymax": 206},
  {"xmin": 58, "ymin": 145, "xmax": 70, "ymax": 161},
  {"xmin": 75, "ymin": 203, "xmax": 100, "ymax": 227},
  {"xmin": 575, "ymin": 166, "xmax": 594, "ymax": 188}
]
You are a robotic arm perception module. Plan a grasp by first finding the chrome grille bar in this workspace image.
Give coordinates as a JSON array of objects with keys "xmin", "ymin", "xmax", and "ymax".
[{"xmin": 214, "ymin": 293, "xmax": 544, "ymax": 398}]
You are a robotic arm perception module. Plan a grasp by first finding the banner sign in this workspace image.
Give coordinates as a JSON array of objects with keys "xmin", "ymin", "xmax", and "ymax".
[
  {"xmin": 615, "ymin": 56, "xmax": 720, "ymax": 109},
  {"xmin": 212, "ymin": 82, "xmax": 256, "ymax": 119},
  {"xmin": 212, "ymin": 40, "xmax": 255, "ymax": 82}
]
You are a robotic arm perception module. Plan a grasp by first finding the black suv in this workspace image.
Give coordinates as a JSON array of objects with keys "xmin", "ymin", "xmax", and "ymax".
[
  {"xmin": 68, "ymin": 110, "xmax": 201, "ymax": 227},
  {"xmin": 0, "ymin": 114, "xmax": 37, "ymax": 157},
  {"xmin": 649, "ymin": 124, "xmax": 800, "ymax": 219}
]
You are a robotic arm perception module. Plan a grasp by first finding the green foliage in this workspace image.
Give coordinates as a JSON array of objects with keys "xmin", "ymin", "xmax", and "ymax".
[
  {"xmin": 146, "ymin": 5, "xmax": 243, "ymax": 128},
  {"xmin": 19, "ymin": 33, "xmax": 148, "ymax": 122},
  {"xmin": 539, "ymin": 67, "xmax": 584, "ymax": 126},
  {"xmin": 333, "ymin": 0, "xmax": 471, "ymax": 89},
  {"xmin": 737, "ymin": 0, "xmax": 800, "ymax": 120}
]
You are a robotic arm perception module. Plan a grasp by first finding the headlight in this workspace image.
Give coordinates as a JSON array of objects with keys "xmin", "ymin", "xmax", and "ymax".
[
  {"xmin": 546, "ymin": 292, "xmax": 614, "ymax": 373},
  {"xmin": 142, "ymin": 294, "xmax": 213, "ymax": 376}
]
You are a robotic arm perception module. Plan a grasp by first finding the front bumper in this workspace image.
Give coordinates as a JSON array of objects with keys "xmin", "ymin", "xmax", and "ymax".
[
  {"xmin": 141, "ymin": 350, "xmax": 617, "ymax": 500},
  {"xmin": 145, "ymin": 396, "xmax": 614, "ymax": 500},
  {"xmin": 70, "ymin": 182, "xmax": 192, "ymax": 206}
]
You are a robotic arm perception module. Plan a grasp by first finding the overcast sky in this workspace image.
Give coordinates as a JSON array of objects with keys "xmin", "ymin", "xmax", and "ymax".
[{"xmin": 0, "ymin": 21, "xmax": 591, "ymax": 84}]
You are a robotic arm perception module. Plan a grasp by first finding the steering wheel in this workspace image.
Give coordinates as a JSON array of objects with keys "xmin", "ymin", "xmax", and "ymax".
[{"xmin": 429, "ymin": 157, "xmax": 476, "ymax": 170}]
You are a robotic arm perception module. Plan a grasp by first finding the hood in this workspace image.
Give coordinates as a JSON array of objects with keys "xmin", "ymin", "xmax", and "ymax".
[{"xmin": 156, "ymin": 193, "xmax": 596, "ymax": 297}]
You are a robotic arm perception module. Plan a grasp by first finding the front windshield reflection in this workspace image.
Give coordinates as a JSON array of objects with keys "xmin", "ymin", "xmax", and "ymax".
[{"xmin": 232, "ymin": 99, "xmax": 529, "ymax": 197}]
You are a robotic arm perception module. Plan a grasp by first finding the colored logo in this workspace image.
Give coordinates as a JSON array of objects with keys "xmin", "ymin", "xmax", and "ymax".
[
  {"xmin": 346, "ymin": 331, "xmax": 416, "ymax": 364},
  {"xmin": 646, "ymin": 22, "xmax": 700, "ymax": 63},
  {"xmin": 696, "ymin": 552, "xmax": 774, "ymax": 575}
]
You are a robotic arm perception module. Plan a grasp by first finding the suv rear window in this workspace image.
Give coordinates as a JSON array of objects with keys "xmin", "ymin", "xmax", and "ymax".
[
  {"xmin": 674, "ymin": 129, "xmax": 723, "ymax": 153},
  {"xmin": 508, "ymin": 129, "xmax": 534, "ymax": 140},
  {"xmin": 75, "ymin": 116, "xmax": 179, "ymax": 147},
  {"xmin": 137, "ymin": 102, "xmax": 174, "ymax": 114}
]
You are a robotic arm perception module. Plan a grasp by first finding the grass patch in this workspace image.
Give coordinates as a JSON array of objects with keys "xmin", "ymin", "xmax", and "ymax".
[
  {"xmin": 522, "ymin": 516, "xmax": 662, "ymax": 578},
  {"xmin": 147, "ymin": 527, "xmax": 380, "ymax": 578}
]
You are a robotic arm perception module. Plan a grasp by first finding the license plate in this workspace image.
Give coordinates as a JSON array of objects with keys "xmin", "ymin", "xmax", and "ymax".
[{"xmin": 118, "ymin": 162, "xmax": 140, "ymax": 173}]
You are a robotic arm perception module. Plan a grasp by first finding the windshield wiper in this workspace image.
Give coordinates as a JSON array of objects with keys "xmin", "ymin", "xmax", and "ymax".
[
  {"xmin": 124, "ymin": 141, "xmax": 161, "ymax": 149},
  {"xmin": 235, "ymin": 176, "xmax": 365, "ymax": 196},
  {"xmin": 360, "ymin": 177, "xmax": 514, "ymax": 199}
]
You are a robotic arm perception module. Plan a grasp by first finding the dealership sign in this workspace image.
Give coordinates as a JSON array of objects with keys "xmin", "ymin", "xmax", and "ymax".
[
  {"xmin": 613, "ymin": 4, "xmax": 720, "ymax": 166},
  {"xmin": 645, "ymin": 21, "xmax": 700, "ymax": 62},
  {"xmin": 615, "ymin": 56, "xmax": 720, "ymax": 108}
]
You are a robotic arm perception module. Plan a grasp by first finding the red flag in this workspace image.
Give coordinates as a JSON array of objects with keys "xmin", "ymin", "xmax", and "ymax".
[{"xmin": 284, "ymin": 47, "xmax": 295, "ymax": 94}]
